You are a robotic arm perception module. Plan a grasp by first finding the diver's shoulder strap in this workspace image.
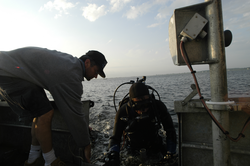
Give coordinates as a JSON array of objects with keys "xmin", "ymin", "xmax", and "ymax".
[
  {"xmin": 151, "ymin": 99, "xmax": 162, "ymax": 124},
  {"xmin": 125, "ymin": 104, "xmax": 136, "ymax": 119}
]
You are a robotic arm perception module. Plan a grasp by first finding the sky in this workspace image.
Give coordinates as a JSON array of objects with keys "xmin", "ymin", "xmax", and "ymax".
[{"xmin": 0, "ymin": 0, "xmax": 249, "ymax": 78}]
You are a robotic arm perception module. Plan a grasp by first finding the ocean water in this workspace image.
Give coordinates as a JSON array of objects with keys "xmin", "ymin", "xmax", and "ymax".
[
  {"xmin": 83, "ymin": 69, "xmax": 250, "ymax": 124},
  {"xmin": 77, "ymin": 68, "xmax": 250, "ymax": 165}
]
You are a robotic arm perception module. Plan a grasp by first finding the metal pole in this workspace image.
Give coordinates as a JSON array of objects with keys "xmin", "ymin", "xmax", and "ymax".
[{"xmin": 205, "ymin": 0, "xmax": 231, "ymax": 165}]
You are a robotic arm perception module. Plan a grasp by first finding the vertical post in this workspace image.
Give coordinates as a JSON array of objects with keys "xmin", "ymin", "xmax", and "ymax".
[{"xmin": 205, "ymin": 0, "xmax": 231, "ymax": 165}]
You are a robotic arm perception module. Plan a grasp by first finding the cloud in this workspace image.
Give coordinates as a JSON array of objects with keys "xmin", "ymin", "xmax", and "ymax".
[
  {"xmin": 123, "ymin": 0, "xmax": 190, "ymax": 21},
  {"xmin": 125, "ymin": 2, "xmax": 152, "ymax": 19},
  {"xmin": 125, "ymin": 48, "xmax": 146, "ymax": 58},
  {"xmin": 39, "ymin": 0, "xmax": 76, "ymax": 18},
  {"xmin": 155, "ymin": 9, "xmax": 169, "ymax": 20},
  {"xmin": 154, "ymin": 0, "xmax": 203, "ymax": 20},
  {"xmin": 109, "ymin": 0, "xmax": 132, "ymax": 12},
  {"xmin": 81, "ymin": 0, "xmax": 132, "ymax": 21},
  {"xmin": 154, "ymin": 0, "xmax": 169, "ymax": 4},
  {"xmin": 82, "ymin": 4, "xmax": 107, "ymax": 22},
  {"xmin": 107, "ymin": 39, "xmax": 112, "ymax": 44},
  {"xmin": 222, "ymin": 0, "xmax": 250, "ymax": 29},
  {"xmin": 147, "ymin": 23, "xmax": 161, "ymax": 28}
]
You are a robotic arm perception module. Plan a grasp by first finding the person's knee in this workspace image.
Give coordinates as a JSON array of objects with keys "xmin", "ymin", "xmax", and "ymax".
[{"xmin": 36, "ymin": 109, "xmax": 54, "ymax": 126}]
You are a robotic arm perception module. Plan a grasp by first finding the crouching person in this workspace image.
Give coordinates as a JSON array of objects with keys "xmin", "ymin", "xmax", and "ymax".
[{"xmin": 0, "ymin": 47, "xmax": 107, "ymax": 166}]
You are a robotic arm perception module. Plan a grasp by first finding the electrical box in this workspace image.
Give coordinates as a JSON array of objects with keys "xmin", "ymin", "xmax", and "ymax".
[
  {"xmin": 180, "ymin": 13, "xmax": 208, "ymax": 40},
  {"xmin": 168, "ymin": 1, "xmax": 217, "ymax": 66}
]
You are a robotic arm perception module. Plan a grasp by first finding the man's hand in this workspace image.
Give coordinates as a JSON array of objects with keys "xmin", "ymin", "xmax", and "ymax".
[{"xmin": 84, "ymin": 144, "xmax": 91, "ymax": 163}]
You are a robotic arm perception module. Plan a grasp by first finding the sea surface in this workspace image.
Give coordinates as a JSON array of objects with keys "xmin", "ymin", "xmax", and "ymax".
[
  {"xmin": 47, "ymin": 68, "xmax": 250, "ymax": 165},
  {"xmin": 83, "ymin": 68, "xmax": 250, "ymax": 127}
]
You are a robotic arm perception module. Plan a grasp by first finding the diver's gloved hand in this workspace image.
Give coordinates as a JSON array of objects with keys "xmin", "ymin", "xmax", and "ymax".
[
  {"xmin": 159, "ymin": 152, "xmax": 178, "ymax": 165},
  {"xmin": 158, "ymin": 139, "xmax": 176, "ymax": 163},
  {"xmin": 164, "ymin": 152, "xmax": 177, "ymax": 160},
  {"xmin": 103, "ymin": 151, "xmax": 120, "ymax": 166},
  {"xmin": 166, "ymin": 139, "xmax": 176, "ymax": 154}
]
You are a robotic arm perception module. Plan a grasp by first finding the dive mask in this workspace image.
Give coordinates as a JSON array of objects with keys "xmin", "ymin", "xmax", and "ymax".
[{"xmin": 132, "ymin": 99, "xmax": 152, "ymax": 110}]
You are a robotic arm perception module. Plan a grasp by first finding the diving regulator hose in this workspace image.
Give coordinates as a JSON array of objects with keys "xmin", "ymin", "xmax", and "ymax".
[{"xmin": 180, "ymin": 36, "xmax": 250, "ymax": 142}]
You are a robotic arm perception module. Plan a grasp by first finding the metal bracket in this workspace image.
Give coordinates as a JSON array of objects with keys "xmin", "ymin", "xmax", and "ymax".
[
  {"xmin": 188, "ymin": 100, "xmax": 250, "ymax": 112},
  {"xmin": 181, "ymin": 84, "xmax": 198, "ymax": 106}
]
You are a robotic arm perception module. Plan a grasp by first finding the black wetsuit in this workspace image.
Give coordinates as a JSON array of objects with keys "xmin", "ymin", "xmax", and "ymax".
[{"xmin": 109, "ymin": 99, "xmax": 177, "ymax": 154}]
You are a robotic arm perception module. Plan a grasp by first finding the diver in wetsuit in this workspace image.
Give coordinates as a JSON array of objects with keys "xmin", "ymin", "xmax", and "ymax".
[{"xmin": 104, "ymin": 82, "xmax": 177, "ymax": 165}]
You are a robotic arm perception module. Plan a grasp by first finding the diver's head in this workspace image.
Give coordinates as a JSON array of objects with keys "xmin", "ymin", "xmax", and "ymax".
[{"xmin": 129, "ymin": 83, "xmax": 151, "ymax": 114}]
